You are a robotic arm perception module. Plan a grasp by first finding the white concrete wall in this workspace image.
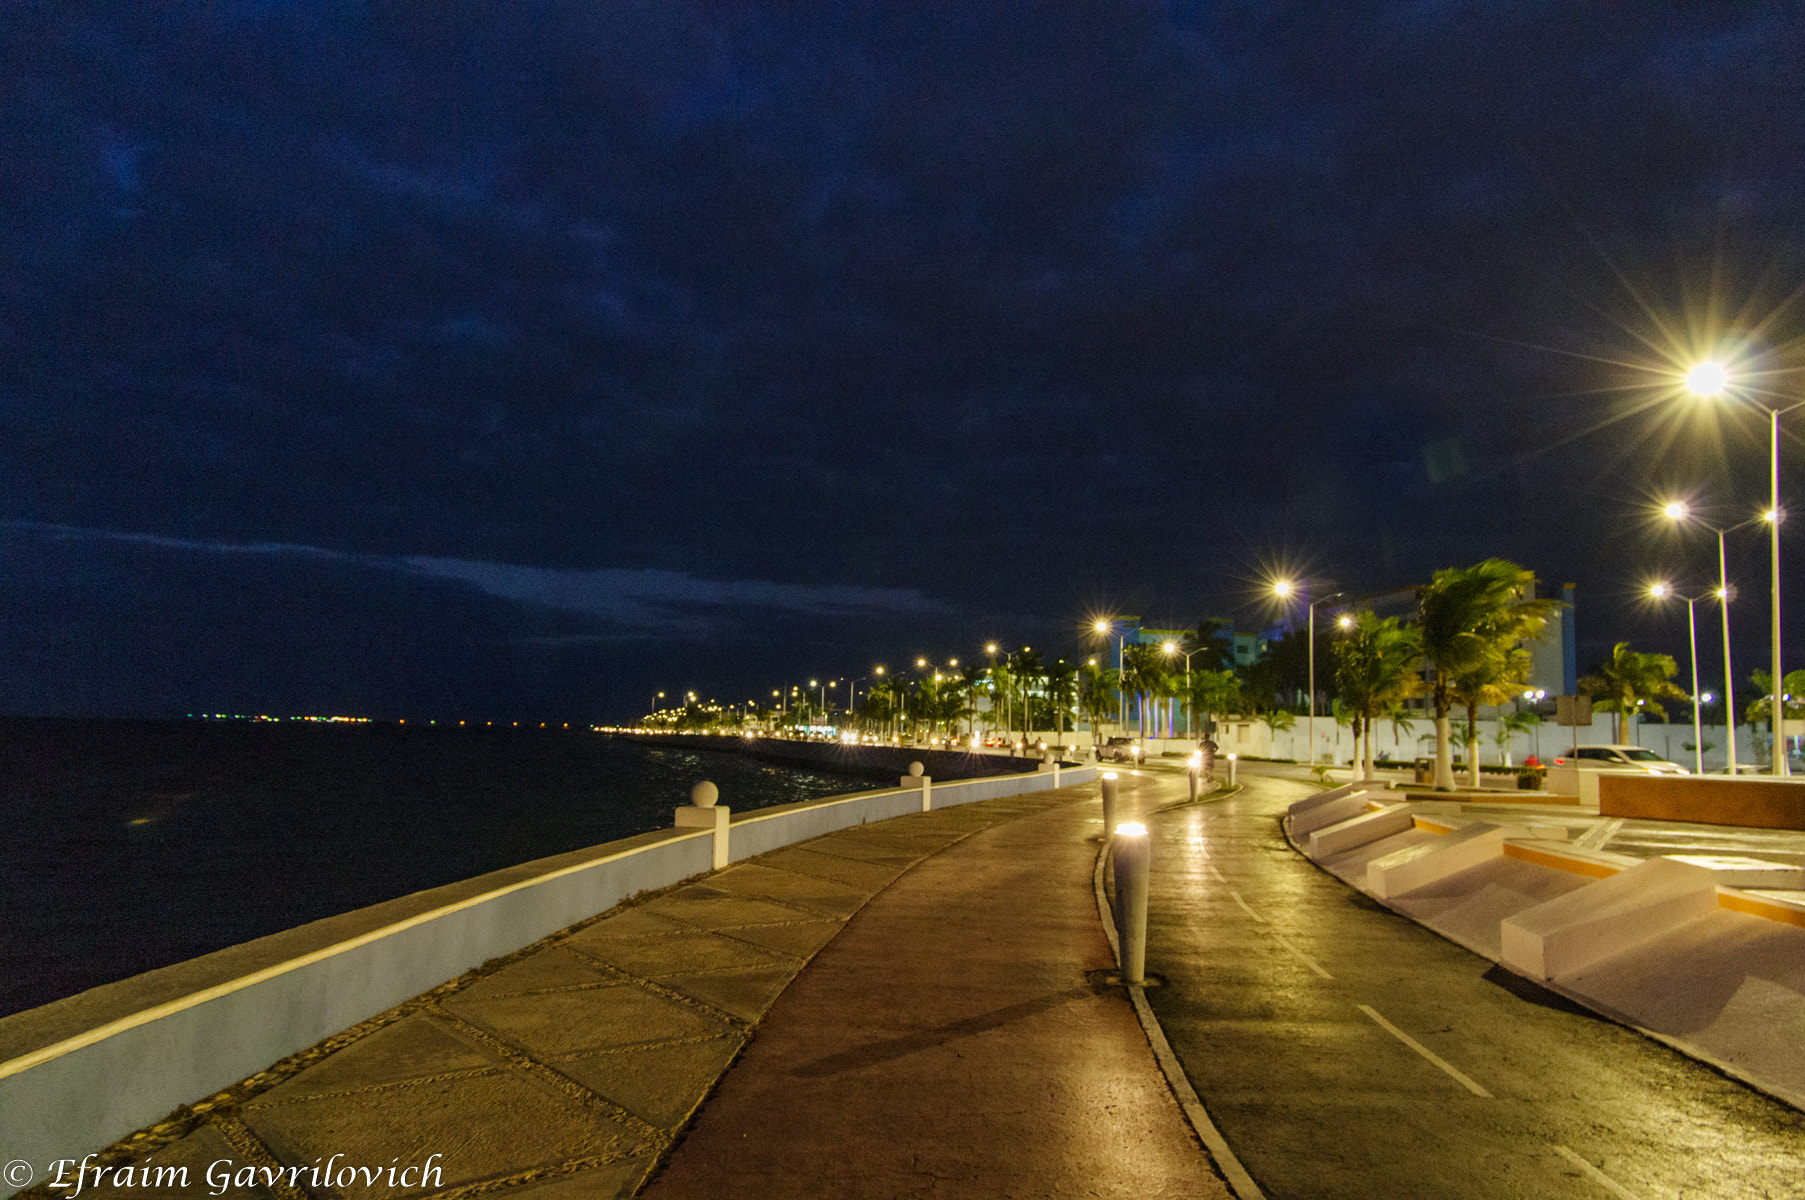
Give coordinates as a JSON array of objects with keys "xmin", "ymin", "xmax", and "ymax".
[
  {"xmin": 0, "ymin": 766, "xmax": 1092, "ymax": 1186},
  {"xmin": 1, "ymin": 832, "xmax": 712, "ymax": 1187},
  {"xmin": 1234, "ymin": 712, "xmax": 1750, "ymax": 770}
]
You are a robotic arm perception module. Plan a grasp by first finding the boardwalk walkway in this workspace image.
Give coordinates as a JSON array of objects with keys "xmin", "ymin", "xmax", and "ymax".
[{"xmin": 37, "ymin": 778, "xmax": 1223, "ymax": 1199}]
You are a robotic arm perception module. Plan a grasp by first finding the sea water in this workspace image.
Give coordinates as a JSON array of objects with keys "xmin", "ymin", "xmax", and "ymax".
[{"xmin": 0, "ymin": 719, "xmax": 872, "ymax": 1017}]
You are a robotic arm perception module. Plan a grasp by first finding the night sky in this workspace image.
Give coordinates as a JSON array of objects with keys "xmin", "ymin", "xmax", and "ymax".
[{"xmin": 6, "ymin": 3, "xmax": 1805, "ymax": 722}]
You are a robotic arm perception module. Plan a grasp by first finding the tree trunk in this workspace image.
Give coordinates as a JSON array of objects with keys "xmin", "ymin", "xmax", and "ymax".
[
  {"xmin": 1363, "ymin": 715, "xmax": 1377, "ymax": 780},
  {"xmin": 1434, "ymin": 715, "xmax": 1455, "ymax": 790}
]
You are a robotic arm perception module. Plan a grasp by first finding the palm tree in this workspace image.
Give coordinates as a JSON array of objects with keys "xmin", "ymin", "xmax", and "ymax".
[
  {"xmin": 1495, "ymin": 709, "xmax": 1540, "ymax": 767},
  {"xmin": 1383, "ymin": 702, "xmax": 1417, "ymax": 763},
  {"xmin": 1450, "ymin": 642, "xmax": 1531, "ymax": 786},
  {"xmin": 1236, "ymin": 656, "xmax": 1285, "ymax": 716},
  {"xmin": 1332, "ymin": 612, "xmax": 1424, "ymax": 781},
  {"xmin": 1078, "ymin": 663, "xmax": 1119, "ymax": 744},
  {"xmin": 1045, "ymin": 659, "xmax": 1078, "ymax": 744},
  {"xmin": 1185, "ymin": 669, "xmax": 1242, "ymax": 744},
  {"xmin": 988, "ymin": 663, "xmax": 1014, "ymax": 739},
  {"xmin": 1578, "ymin": 642, "xmax": 1687, "ymax": 744},
  {"xmin": 1009, "ymin": 648, "xmax": 1045, "ymax": 741},
  {"xmin": 1261, "ymin": 708, "xmax": 1296, "ymax": 752},
  {"xmin": 1181, "ymin": 620, "xmax": 1236, "ymax": 672},
  {"xmin": 1744, "ymin": 670, "xmax": 1805, "ymax": 764},
  {"xmin": 1121, "ymin": 643, "xmax": 1168, "ymax": 738},
  {"xmin": 1417, "ymin": 559, "xmax": 1559, "ymax": 791}
]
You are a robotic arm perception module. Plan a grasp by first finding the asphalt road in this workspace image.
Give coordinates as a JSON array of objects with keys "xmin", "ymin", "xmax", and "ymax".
[{"xmin": 1112, "ymin": 762, "xmax": 1805, "ymax": 1200}]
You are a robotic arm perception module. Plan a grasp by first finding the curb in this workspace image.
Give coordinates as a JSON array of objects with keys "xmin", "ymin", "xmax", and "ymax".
[{"xmin": 1091, "ymin": 837, "xmax": 1264, "ymax": 1200}]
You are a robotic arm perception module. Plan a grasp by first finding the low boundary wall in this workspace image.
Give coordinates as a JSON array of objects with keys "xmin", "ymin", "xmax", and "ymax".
[
  {"xmin": 1599, "ymin": 774, "xmax": 1805, "ymax": 830},
  {"xmin": 0, "ymin": 765, "xmax": 1093, "ymax": 1187}
]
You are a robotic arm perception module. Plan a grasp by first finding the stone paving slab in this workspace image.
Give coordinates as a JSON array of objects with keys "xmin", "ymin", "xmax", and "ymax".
[
  {"xmin": 23, "ymin": 789, "xmax": 1084, "ymax": 1199},
  {"xmin": 638, "ymin": 775, "xmax": 1231, "ymax": 1200}
]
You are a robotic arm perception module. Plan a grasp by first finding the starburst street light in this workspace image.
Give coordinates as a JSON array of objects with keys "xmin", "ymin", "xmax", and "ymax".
[
  {"xmin": 1685, "ymin": 361, "xmax": 1805, "ymax": 774},
  {"xmin": 1272, "ymin": 580, "xmax": 1344, "ymax": 766},
  {"xmin": 1092, "ymin": 618, "xmax": 1128, "ymax": 730},
  {"xmin": 1162, "ymin": 639, "xmax": 1210, "ymax": 740},
  {"xmin": 1650, "ymin": 581, "xmax": 1709, "ymax": 774},
  {"xmin": 1686, "ymin": 361, "xmax": 1729, "ymax": 397},
  {"xmin": 1663, "ymin": 497, "xmax": 1775, "ymax": 774}
]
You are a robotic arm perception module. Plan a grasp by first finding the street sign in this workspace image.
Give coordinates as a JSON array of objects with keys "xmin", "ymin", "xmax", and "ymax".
[{"xmin": 1555, "ymin": 694, "xmax": 1593, "ymax": 726}]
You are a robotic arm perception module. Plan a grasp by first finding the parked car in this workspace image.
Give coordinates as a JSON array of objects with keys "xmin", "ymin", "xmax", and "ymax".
[
  {"xmin": 1100, "ymin": 736, "xmax": 1144, "ymax": 763},
  {"xmin": 1554, "ymin": 745, "xmax": 1690, "ymax": 775}
]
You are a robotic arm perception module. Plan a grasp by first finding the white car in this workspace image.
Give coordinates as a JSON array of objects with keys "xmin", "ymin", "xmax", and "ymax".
[{"xmin": 1558, "ymin": 745, "xmax": 1690, "ymax": 775}]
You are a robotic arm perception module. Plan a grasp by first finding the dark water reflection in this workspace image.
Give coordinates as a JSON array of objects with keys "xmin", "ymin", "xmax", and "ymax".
[{"xmin": 0, "ymin": 719, "xmax": 870, "ymax": 1017}]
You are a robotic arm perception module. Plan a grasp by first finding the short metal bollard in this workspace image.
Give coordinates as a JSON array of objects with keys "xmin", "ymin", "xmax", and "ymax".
[
  {"xmin": 1112, "ymin": 822, "xmax": 1150, "ymax": 985},
  {"xmin": 1187, "ymin": 762, "xmax": 1200, "ymax": 801},
  {"xmin": 1227, "ymin": 753, "xmax": 1238, "ymax": 786},
  {"xmin": 1100, "ymin": 771, "xmax": 1119, "ymax": 835}
]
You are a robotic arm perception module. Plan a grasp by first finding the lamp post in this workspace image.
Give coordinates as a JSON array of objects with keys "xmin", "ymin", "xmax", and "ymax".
[
  {"xmin": 1274, "ymin": 581, "xmax": 1344, "ymax": 767},
  {"xmin": 1650, "ymin": 583, "xmax": 1707, "ymax": 774},
  {"xmin": 1094, "ymin": 620, "xmax": 1127, "ymax": 733},
  {"xmin": 1163, "ymin": 641, "xmax": 1206, "ymax": 740},
  {"xmin": 1523, "ymin": 689, "xmax": 1546, "ymax": 763},
  {"xmin": 1687, "ymin": 363, "xmax": 1805, "ymax": 775},
  {"xmin": 1663, "ymin": 501, "xmax": 1767, "ymax": 773}
]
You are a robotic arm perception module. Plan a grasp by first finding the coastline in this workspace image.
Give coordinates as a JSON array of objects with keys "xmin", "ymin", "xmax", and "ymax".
[{"xmin": 603, "ymin": 730, "xmax": 1050, "ymax": 781}]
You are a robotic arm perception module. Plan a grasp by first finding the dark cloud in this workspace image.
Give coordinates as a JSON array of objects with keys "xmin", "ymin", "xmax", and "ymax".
[{"xmin": 4, "ymin": 2, "xmax": 1805, "ymax": 717}]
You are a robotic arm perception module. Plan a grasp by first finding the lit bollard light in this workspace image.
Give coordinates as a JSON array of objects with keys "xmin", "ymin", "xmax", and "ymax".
[
  {"xmin": 1113, "ymin": 821, "xmax": 1150, "ymax": 985},
  {"xmin": 1187, "ymin": 753, "xmax": 1202, "ymax": 801},
  {"xmin": 1227, "ymin": 752, "xmax": 1238, "ymax": 787},
  {"xmin": 1100, "ymin": 771, "xmax": 1119, "ymax": 835}
]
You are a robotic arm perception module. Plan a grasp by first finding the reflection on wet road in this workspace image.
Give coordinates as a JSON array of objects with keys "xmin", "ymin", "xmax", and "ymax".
[{"xmin": 1112, "ymin": 764, "xmax": 1805, "ymax": 1200}]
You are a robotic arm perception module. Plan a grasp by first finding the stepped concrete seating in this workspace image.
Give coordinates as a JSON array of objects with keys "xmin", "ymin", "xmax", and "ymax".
[
  {"xmin": 1290, "ymin": 782, "xmax": 1361, "ymax": 810},
  {"xmin": 1367, "ymin": 821, "xmax": 1530, "ymax": 900},
  {"xmin": 1501, "ymin": 841, "xmax": 1639, "ymax": 879},
  {"xmin": 1501, "ymin": 857, "xmax": 1721, "ymax": 980},
  {"xmin": 1286, "ymin": 785, "xmax": 1394, "ymax": 839},
  {"xmin": 1666, "ymin": 855, "xmax": 1805, "ymax": 890},
  {"xmin": 1308, "ymin": 803, "xmax": 1415, "ymax": 857}
]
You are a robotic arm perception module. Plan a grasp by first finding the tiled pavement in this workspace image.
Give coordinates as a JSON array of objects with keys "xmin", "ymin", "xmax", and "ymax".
[{"xmin": 33, "ymin": 789, "xmax": 1095, "ymax": 1199}]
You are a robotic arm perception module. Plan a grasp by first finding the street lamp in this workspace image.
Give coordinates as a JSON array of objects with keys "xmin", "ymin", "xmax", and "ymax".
[
  {"xmin": 1523, "ymin": 689, "xmax": 1546, "ymax": 762},
  {"xmin": 1687, "ymin": 363, "xmax": 1805, "ymax": 774},
  {"xmin": 1663, "ymin": 499, "xmax": 1772, "ymax": 773},
  {"xmin": 1273, "ymin": 580, "xmax": 1344, "ymax": 767},
  {"xmin": 1650, "ymin": 582, "xmax": 1708, "ymax": 774},
  {"xmin": 1095, "ymin": 619, "xmax": 1128, "ymax": 732},
  {"xmin": 1163, "ymin": 640, "xmax": 1208, "ymax": 740}
]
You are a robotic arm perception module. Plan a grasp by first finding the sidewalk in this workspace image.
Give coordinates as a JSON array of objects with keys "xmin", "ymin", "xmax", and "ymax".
[
  {"xmin": 27, "ymin": 778, "xmax": 1222, "ymax": 1199},
  {"xmin": 641, "ymin": 777, "xmax": 1225, "ymax": 1199}
]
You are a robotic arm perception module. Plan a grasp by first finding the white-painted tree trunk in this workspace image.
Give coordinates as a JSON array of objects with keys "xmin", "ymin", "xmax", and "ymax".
[{"xmin": 1434, "ymin": 715, "xmax": 1455, "ymax": 790}]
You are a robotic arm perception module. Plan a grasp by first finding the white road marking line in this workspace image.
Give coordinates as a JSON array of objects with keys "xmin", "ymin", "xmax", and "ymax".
[
  {"xmin": 1228, "ymin": 889, "xmax": 1267, "ymax": 923},
  {"xmin": 1208, "ymin": 864, "xmax": 1229, "ymax": 884},
  {"xmin": 1552, "ymin": 1145, "xmax": 1643, "ymax": 1200},
  {"xmin": 1270, "ymin": 932, "xmax": 1334, "ymax": 979},
  {"xmin": 1575, "ymin": 818, "xmax": 1624, "ymax": 851},
  {"xmin": 1356, "ymin": 1005, "xmax": 1492, "ymax": 1097}
]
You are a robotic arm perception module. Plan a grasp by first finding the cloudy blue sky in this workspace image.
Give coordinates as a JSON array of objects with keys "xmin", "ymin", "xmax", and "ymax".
[{"xmin": 5, "ymin": 2, "xmax": 1805, "ymax": 720}]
